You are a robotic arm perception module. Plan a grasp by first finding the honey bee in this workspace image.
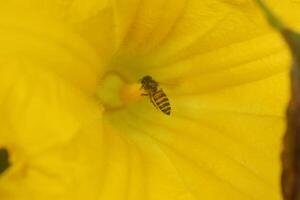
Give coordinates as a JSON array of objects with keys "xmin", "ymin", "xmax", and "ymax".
[{"xmin": 140, "ymin": 75, "xmax": 171, "ymax": 115}]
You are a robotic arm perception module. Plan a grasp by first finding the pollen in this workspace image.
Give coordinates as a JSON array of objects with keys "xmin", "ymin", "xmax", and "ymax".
[
  {"xmin": 96, "ymin": 73, "xmax": 143, "ymax": 111},
  {"xmin": 120, "ymin": 83, "xmax": 143, "ymax": 105}
]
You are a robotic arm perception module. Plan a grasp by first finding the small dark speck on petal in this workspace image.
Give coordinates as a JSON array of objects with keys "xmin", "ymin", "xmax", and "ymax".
[{"xmin": 0, "ymin": 148, "xmax": 10, "ymax": 175}]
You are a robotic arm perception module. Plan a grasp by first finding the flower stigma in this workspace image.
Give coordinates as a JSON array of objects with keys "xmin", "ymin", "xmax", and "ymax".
[{"xmin": 96, "ymin": 72, "xmax": 144, "ymax": 113}]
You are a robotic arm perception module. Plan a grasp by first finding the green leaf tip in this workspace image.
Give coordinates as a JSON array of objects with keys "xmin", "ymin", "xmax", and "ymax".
[
  {"xmin": 0, "ymin": 148, "xmax": 10, "ymax": 175},
  {"xmin": 255, "ymin": 0, "xmax": 300, "ymax": 61},
  {"xmin": 255, "ymin": 0, "xmax": 284, "ymax": 31}
]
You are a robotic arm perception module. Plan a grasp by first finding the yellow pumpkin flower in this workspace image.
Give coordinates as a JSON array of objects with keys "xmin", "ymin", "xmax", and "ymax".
[{"xmin": 0, "ymin": 0, "xmax": 298, "ymax": 199}]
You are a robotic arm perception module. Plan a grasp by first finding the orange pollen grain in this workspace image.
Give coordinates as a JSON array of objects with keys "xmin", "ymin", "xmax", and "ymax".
[{"xmin": 120, "ymin": 83, "xmax": 144, "ymax": 105}]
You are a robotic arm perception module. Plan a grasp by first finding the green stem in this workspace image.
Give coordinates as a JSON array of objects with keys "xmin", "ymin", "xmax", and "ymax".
[{"xmin": 255, "ymin": 0, "xmax": 284, "ymax": 31}]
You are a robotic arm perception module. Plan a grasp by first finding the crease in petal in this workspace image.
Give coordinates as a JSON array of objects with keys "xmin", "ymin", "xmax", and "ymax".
[
  {"xmin": 172, "ymin": 71, "xmax": 289, "ymax": 117},
  {"xmin": 0, "ymin": 59, "xmax": 105, "ymax": 199},
  {"xmin": 0, "ymin": 13, "xmax": 103, "ymax": 93},
  {"xmin": 115, "ymin": 108, "xmax": 281, "ymax": 199},
  {"xmin": 108, "ymin": 110, "xmax": 263, "ymax": 200},
  {"xmin": 0, "ymin": 120, "xmax": 105, "ymax": 199},
  {"xmin": 0, "ymin": 61, "xmax": 103, "ymax": 154},
  {"xmin": 106, "ymin": 117, "xmax": 199, "ymax": 200}
]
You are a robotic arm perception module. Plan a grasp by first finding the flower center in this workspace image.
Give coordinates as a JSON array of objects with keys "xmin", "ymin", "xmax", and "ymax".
[{"xmin": 96, "ymin": 72, "xmax": 143, "ymax": 112}]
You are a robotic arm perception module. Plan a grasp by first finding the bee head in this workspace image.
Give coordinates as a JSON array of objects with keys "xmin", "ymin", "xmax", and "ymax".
[
  {"xmin": 140, "ymin": 75, "xmax": 158, "ymax": 91},
  {"xmin": 141, "ymin": 75, "xmax": 153, "ymax": 85}
]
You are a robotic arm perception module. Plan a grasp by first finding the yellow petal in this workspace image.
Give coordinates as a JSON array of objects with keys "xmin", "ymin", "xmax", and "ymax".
[
  {"xmin": 111, "ymin": 0, "xmax": 292, "ymax": 82},
  {"xmin": 0, "ymin": 9, "xmax": 103, "ymax": 94},
  {"xmin": 2, "ymin": 0, "xmax": 116, "ymax": 63},
  {"xmin": 106, "ymin": 76, "xmax": 286, "ymax": 199},
  {"xmin": 102, "ymin": 0, "xmax": 292, "ymax": 199},
  {"xmin": 0, "ymin": 61, "xmax": 104, "ymax": 199},
  {"xmin": 0, "ymin": 0, "xmax": 295, "ymax": 200},
  {"xmin": 0, "ymin": 0, "xmax": 108, "ymax": 23}
]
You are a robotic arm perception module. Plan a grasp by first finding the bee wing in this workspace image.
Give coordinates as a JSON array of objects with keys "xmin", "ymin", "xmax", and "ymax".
[{"xmin": 156, "ymin": 80, "xmax": 178, "ymax": 91}]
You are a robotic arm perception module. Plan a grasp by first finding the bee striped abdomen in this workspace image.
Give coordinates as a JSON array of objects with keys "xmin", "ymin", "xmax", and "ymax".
[{"xmin": 153, "ymin": 89, "xmax": 171, "ymax": 115}]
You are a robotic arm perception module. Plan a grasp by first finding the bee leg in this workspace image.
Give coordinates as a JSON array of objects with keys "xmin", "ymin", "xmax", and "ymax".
[{"xmin": 141, "ymin": 93, "xmax": 148, "ymax": 96}]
